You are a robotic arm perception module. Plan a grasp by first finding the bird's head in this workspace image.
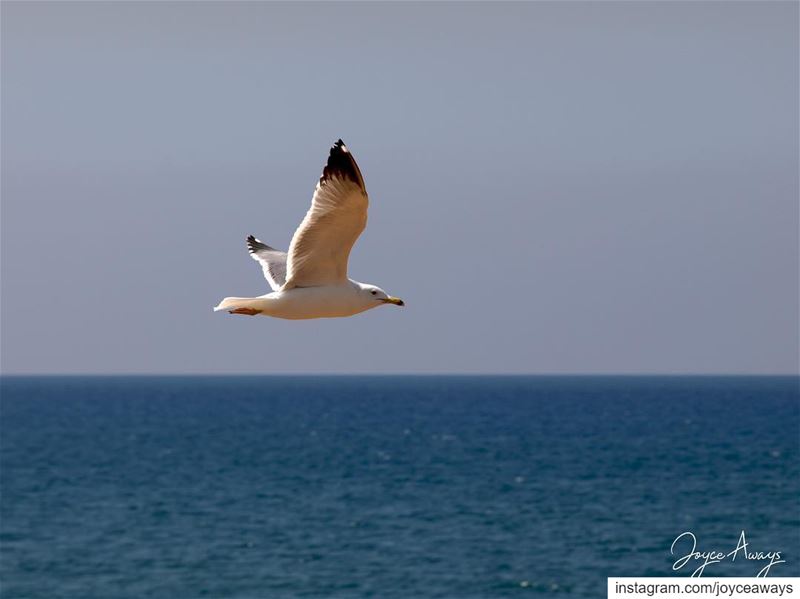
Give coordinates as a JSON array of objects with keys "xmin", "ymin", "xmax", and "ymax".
[{"xmin": 360, "ymin": 284, "xmax": 404, "ymax": 307}]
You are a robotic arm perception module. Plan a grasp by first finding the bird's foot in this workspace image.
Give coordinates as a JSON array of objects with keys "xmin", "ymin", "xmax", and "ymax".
[{"xmin": 228, "ymin": 308, "xmax": 262, "ymax": 316}]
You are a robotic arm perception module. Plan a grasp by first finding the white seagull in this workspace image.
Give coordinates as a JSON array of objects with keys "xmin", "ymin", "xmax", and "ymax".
[{"xmin": 214, "ymin": 139, "xmax": 404, "ymax": 319}]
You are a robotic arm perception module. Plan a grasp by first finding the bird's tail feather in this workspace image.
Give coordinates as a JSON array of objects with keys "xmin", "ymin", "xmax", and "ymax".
[{"xmin": 213, "ymin": 297, "xmax": 268, "ymax": 312}]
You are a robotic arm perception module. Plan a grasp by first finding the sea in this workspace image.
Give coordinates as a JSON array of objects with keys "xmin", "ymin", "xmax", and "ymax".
[{"xmin": 1, "ymin": 376, "xmax": 798, "ymax": 598}]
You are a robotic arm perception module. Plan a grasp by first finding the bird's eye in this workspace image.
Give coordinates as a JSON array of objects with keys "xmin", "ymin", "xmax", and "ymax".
[{"xmin": 370, "ymin": 290, "xmax": 377, "ymax": 295}]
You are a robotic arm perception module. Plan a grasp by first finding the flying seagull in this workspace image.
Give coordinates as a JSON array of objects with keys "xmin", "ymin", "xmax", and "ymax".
[{"xmin": 214, "ymin": 140, "xmax": 404, "ymax": 319}]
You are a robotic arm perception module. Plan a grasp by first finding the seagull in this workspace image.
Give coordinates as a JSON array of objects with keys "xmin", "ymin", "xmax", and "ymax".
[{"xmin": 214, "ymin": 140, "xmax": 404, "ymax": 319}]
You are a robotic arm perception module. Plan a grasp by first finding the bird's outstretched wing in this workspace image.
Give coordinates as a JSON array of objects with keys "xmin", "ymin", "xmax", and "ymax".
[
  {"xmin": 246, "ymin": 235, "xmax": 287, "ymax": 291},
  {"xmin": 283, "ymin": 139, "xmax": 368, "ymax": 289}
]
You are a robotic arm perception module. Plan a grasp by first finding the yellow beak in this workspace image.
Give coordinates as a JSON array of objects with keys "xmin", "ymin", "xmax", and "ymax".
[{"xmin": 382, "ymin": 296, "xmax": 405, "ymax": 307}]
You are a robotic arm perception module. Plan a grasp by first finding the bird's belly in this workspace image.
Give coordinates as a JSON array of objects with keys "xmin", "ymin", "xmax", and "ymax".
[{"xmin": 263, "ymin": 287, "xmax": 367, "ymax": 320}]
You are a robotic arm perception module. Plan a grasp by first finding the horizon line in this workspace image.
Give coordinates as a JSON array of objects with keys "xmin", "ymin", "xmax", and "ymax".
[{"xmin": 1, "ymin": 372, "xmax": 798, "ymax": 378}]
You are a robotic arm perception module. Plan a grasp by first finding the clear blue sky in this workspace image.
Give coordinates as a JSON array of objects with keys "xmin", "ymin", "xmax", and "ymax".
[{"xmin": 1, "ymin": 1, "xmax": 797, "ymax": 374}]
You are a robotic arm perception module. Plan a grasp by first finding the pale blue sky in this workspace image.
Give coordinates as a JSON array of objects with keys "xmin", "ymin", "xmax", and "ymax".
[{"xmin": 1, "ymin": 1, "xmax": 798, "ymax": 374}]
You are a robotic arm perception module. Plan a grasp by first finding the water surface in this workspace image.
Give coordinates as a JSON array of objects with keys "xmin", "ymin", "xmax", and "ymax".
[{"xmin": 2, "ymin": 376, "xmax": 798, "ymax": 597}]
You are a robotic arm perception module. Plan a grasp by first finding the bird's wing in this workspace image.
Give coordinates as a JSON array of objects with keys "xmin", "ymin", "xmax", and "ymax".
[
  {"xmin": 283, "ymin": 139, "xmax": 368, "ymax": 289},
  {"xmin": 246, "ymin": 235, "xmax": 287, "ymax": 291}
]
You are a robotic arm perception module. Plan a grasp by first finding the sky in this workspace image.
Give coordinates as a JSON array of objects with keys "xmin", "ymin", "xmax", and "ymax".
[{"xmin": 1, "ymin": 1, "xmax": 797, "ymax": 375}]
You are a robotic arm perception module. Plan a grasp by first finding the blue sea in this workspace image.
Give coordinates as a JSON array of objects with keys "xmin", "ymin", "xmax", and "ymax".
[{"xmin": 1, "ymin": 376, "xmax": 798, "ymax": 598}]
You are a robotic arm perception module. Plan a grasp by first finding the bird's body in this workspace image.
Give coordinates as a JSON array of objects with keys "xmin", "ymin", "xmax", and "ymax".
[
  {"xmin": 214, "ymin": 140, "xmax": 403, "ymax": 319},
  {"xmin": 216, "ymin": 280, "xmax": 390, "ymax": 320}
]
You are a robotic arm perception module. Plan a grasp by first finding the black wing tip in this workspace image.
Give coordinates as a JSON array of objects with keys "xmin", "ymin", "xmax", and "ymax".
[
  {"xmin": 246, "ymin": 235, "xmax": 269, "ymax": 254},
  {"xmin": 330, "ymin": 138, "xmax": 348, "ymax": 157},
  {"xmin": 320, "ymin": 138, "xmax": 364, "ymax": 189}
]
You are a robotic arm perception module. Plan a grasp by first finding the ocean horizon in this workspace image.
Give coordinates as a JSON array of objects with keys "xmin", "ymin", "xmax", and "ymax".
[{"xmin": 2, "ymin": 375, "xmax": 798, "ymax": 598}]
